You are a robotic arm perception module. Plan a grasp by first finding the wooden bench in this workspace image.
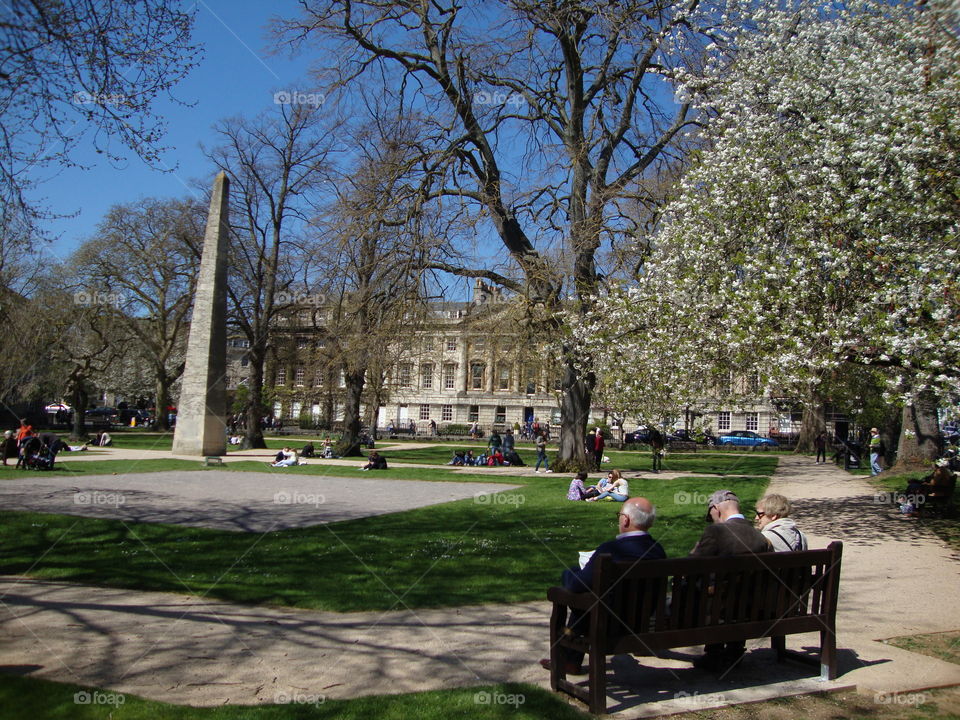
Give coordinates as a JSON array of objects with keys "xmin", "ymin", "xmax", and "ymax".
[{"xmin": 546, "ymin": 541, "xmax": 843, "ymax": 714}]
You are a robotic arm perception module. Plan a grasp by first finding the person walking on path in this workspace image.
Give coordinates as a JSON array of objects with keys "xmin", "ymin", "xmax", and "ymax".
[
  {"xmin": 534, "ymin": 431, "xmax": 552, "ymax": 473},
  {"xmin": 815, "ymin": 432, "xmax": 828, "ymax": 464},
  {"xmin": 869, "ymin": 428, "xmax": 883, "ymax": 476}
]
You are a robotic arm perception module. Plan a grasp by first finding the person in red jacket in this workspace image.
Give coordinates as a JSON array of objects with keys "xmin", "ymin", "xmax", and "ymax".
[{"xmin": 592, "ymin": 427, "xmax": 605, "ymax": 468}]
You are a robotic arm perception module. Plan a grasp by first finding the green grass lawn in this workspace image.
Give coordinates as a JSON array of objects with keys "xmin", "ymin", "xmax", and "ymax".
[
  {"xmin": 0, "ymin": 675, "xmax": 588, "ymax": 720},
  {"xmin": 0, "ymin": 464, "xmax": 769, "ymax": 611},
  {"xmin": 0, "ymin": 459, "xmax": 209, "ymax": 480}
]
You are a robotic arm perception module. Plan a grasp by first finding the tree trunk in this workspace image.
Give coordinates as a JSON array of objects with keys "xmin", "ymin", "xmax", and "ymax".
[
  {"xmin": 243, "ymin": 346, "xmax": 268, "ymax": 449},
  {"xmin": 556, "ymin": 354, "xmax": 593, "ymax": 471},
  {"xmin": 69, "ymin": 384, "xmax": 88, "ymax": 440},
  {"xmin": 154, "ymin": 371, "xmax": 171, "ymax": 431},
  {"xmin": 337, "ymin": 367, "xmax": 366, "ymax": 457},
  {"xmin": 891, "ymin": 388, "xmax": 940, "ymax": 470},
  {"xmin": 795, "ymin": 391, "xmax": 825, "ymax": 453}
]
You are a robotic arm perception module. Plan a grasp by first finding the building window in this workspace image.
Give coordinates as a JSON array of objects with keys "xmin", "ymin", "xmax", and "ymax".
[
  {"xmin": 524, "ymin": 367, "xmax": 536, "ymax": 395},
  {"xmin": 441, "ymin": 404, "xmax": 453, "ymax": 421},
  {"xmin": 718, "ymin": 411, "xmax": 730, "ymax": 431},
  {"xmin": 314, "ymin": 371, "xmax": 323, "ymax": 387},
  {"xmin": 718, "ymin": 372, "xmax": 732, "ymax": 397},
  {"xmin": 443, "ymin": 363, "xmax": 456, "ymax": 390},
  {"xmin": 553, "ymin": 375, "xmax": 563, "ymax": 391},
  {"xmin": 747, "ymin": 372, "xmax": 760, "ymax": 395},
  {"xmin": 495, "ymin": 405, "xmax": 506, "ymax": 424},
  {"xmin": 294, "ymin": 366, "xmax": 305, "ymax": 387},
  {"xmin": 419, "ymin": 404, "xmax": 431, "ymax": 420},
  {"xmin": 424, "ymin": 337, "xmax": 435, "ymax": 352},
  {"xmin": 240, "ymin": 357, "xmax": 249, "ymax": 367},
  {"xmin": 470, "ymin": 363, "xmax": 485, "ymax": 390},
  {"xmin": 497, "ymin": 365, "xmax": 510, "ymax": 391},
  {"xmin": 446, "ymin": 338, "xmax": 457, "ymax": 352},
  {"xmin": 316, "ymin": 339, "xmax": 326, "ymax": 348},
  {"xmin": 473, "ymin": 337, "xmax": 486, "ymax": 351},
  {"xmin": 746, "ymin": 412, "xmax": 759, "ymax": 431},
  {"xmin": 468, "ymin": 405, "xmax": 479, "ymax": 422},
  {"xmin": 399, "ymin": 363, "xmax": 412, "ymax": 388},
  {"xmin": 297, "ymin": 337, "xmax": 308, "ymax": 349},
  {"xmin": 338, "ymin": 369, "xmax": 345, "ymax": 387},
  {"xmin": 421, "ymin": 362, "xmax": 434, "ymax": 389},
  {"xmin": 276, "ymin": 367, "xmax": 286, "ymax": 386}
]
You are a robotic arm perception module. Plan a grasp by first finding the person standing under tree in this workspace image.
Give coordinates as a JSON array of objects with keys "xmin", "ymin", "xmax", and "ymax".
[
  {"xmin": 815, "ymin": 431, "xmax": 828, "ymax": 464},
  {"xmin": 649, "ymin": 427, "xmax": 665, "ymax": 473},
  {"xmin": 869, "ymin": 427, "xmax": 883, "ymax": 476}
]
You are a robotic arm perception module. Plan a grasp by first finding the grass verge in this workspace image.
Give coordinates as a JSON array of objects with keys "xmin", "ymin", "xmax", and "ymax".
[{"xmin": 0, "ymin": 676, "xmax": 589, "ymax": 720}]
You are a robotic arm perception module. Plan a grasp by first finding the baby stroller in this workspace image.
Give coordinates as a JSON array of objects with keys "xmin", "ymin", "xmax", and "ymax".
[{"xmin": 18, "ymin": 437, "xmax": 55, "ymax": 470}]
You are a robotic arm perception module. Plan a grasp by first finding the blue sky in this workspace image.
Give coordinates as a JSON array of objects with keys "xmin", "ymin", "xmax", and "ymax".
[{"xmin": 38, "ymin": 0, "xmax": 313, "ymax": 262}]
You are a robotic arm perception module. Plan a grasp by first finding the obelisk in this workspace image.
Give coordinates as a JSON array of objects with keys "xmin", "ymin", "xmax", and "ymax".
[{"xmin": 172, "ymin": 172, "xmax": 229, "ymax": 456}]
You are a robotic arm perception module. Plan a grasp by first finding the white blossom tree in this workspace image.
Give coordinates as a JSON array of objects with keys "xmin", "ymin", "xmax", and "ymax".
[{"xmin": 577, "ymin": 0, "xmax": 960, "ymax": 465}]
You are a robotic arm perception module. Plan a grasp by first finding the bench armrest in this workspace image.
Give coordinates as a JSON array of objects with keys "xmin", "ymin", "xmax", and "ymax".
[{"xmin": 547, "ymin": 586, "xmax": 594, "ymax": 610}]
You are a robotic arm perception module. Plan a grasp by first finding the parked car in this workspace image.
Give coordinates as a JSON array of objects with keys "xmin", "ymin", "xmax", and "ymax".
[
  {"xmin": 716, "ymin": 430, "xmax": 779, "ymax": 448},
  {"xmin": 85, "ymin": 407, "xmax": 118, "ymax": 423},
  {"xmin": 671, "ymin": 429, "xmax": 717, "ymax": 446}
]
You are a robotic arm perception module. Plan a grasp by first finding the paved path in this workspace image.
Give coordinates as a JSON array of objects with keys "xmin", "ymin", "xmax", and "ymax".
[
  {"xmin": 1, "ymin": 454, "xmax": 958, "ymax": 716},
  {"xmin": 0, "ymin": 469, "xmax": 520, "ymax": 531}
]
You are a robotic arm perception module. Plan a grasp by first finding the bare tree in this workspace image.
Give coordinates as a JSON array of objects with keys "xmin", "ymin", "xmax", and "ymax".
[
  {"xmin": 71, "ymin": 197, "xmax": 205, "ymax": 430},
  {"xmin": 206, "ymin": 102, "xmax": 338, "ymax": 448},
  {"xmin": 0, "ymin": 0, "xmax": 200, "ymax": 238},
  {"xmin": 279, "ymin": 1, "xmax": 721, "ymax": 467},
  {"xmin": 310, "ymin": 115, "xmax": 435, "ymax": 454}
]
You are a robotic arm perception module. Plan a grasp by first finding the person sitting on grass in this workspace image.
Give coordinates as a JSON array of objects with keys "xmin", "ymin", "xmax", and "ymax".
[
  {"xmin": 583, "ymin": 469, "xmax": 618, "ymax": 499},
  {"xmin": 487, "ymin": 449, "xmax": 505, "ymax": 466},
  {"xmin": 902, "ymin": 461, "xmax": 956, "ymax": 511},
  {"xmin": 361, "ymin": 451, "xmax": 388, "ymax": 470},
  {"xmin": 448, "ymin": 450, "xmax": 466, "ymax": 466},
  {"xmin": 586, "ymin": 470, "xmax": 628, "ymax": 502},
  {"xmin": 271, "ymin": 447, "xmax": 299, "ymax": 467}
]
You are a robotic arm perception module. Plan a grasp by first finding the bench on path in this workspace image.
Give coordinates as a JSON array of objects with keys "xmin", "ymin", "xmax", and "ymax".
[{"xmin": 546, "ymin": 541, "xmax": 843, "ymax": 714}]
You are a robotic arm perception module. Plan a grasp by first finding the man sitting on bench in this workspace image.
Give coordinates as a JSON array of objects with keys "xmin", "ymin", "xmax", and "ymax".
[
  {"xmin": 689, "ymin": 489, "xmax": 772, "ymax": 672},
  {"xmin": 539, "ymin": 496, "xmax": 666, "ymax": 675}
]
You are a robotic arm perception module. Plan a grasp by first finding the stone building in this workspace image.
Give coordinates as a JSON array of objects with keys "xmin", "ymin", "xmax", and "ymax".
[{"xmin": 225, "ymin": 281, "xmax": 822, "ymax": 439}]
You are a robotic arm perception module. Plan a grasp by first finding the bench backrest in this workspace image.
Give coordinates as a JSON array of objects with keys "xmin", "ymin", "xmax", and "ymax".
[{"xmin": 591, "ymin": 541, "xmax": 842, "ymax": 648}]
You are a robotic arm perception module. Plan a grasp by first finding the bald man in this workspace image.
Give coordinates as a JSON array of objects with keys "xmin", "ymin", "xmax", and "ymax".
[{"xmin": 541, "ymin": 496, "xmax": 666, "ymax": 675}]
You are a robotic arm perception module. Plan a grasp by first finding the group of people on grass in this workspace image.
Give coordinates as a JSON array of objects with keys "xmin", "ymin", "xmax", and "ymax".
[
  {"xmin": 541, "ymin": 488, "xmax": 808, "ymax": 676},
  {"xmin": 1, "ymin": 420, "xmax": 90, "ymax": 469}
]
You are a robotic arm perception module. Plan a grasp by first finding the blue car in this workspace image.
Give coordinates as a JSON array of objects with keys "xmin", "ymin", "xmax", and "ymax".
[{"xmin": 716, "ymin": 430, "xmax": 779, "ymax": 448}]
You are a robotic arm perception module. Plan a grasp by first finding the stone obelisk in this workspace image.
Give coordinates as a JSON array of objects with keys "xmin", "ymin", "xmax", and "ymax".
[{"xmin": 172, "ymin": 172, "xmax": 230, "ymax": 457}]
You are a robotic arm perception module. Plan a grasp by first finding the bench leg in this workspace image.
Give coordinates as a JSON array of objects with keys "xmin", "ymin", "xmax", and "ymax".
[
  {"xmin": 548, "ymin": 604, "xmax": 566, "ymax": 692},
  {"xmin": 820, "ymin": 628, "xmax": 837, "ymax": 681},
  {"xmin": 771, "ymin": 635, "xmax": 786, "ymax": 661},
  {"xmin": 588, "ymin": 651, "xmax": 606, "ymax": 715}
]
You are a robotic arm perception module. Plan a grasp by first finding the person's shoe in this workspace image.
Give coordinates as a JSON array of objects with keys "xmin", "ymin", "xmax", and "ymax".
[
  {"xmin": 544, "ymin": 469, "xmax": 553, "ymax": 473},
  {"xmin": 691, "ymin": 654, "xmax": 726, "ymax": 672},
  {"xmin": 539, "ymin": 658, "xmax": 586, "ymax": 675},
  {"xmin": 534, "ymin": 469, "xmax": 542, "ymax": 473}
]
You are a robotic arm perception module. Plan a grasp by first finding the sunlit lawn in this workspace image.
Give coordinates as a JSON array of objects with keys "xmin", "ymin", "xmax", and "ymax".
[{"xmin": 0, "ymin": 457, "xmax": 770, "ymax": 611}]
